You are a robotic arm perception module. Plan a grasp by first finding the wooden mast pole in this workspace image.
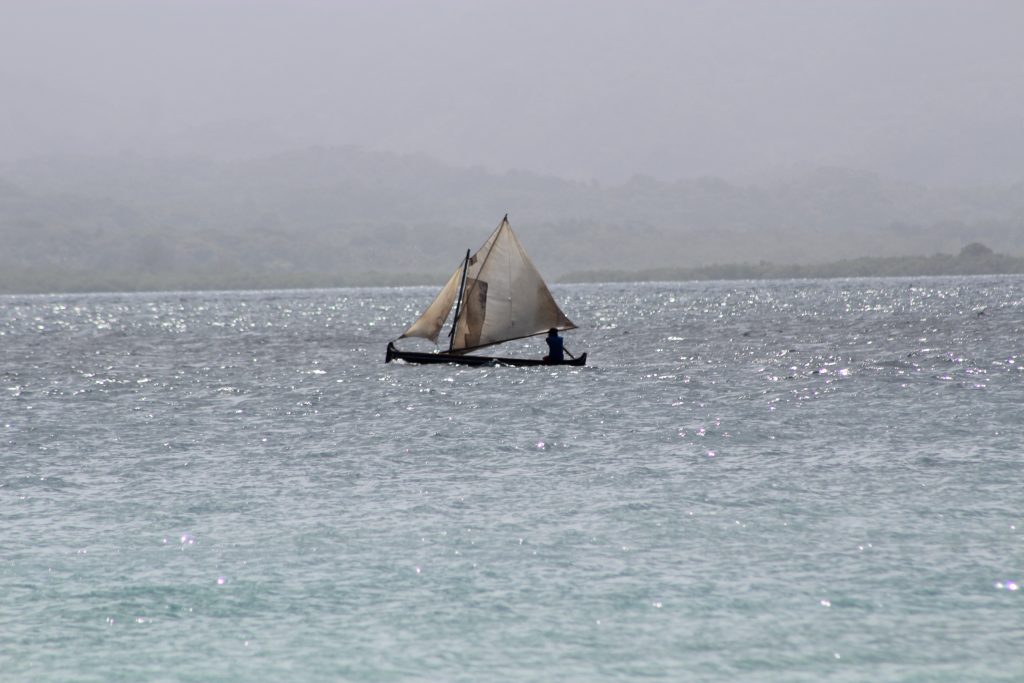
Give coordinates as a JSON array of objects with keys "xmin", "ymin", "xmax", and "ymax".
[{"xmin": 448, "ymin": 249, "xmax": 471, "ymax": 352}]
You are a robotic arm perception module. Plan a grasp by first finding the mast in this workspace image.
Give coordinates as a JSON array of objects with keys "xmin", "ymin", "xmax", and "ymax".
[{"xmin": 447, "ymin": 249, "xmax": 471, "ymax": 352}]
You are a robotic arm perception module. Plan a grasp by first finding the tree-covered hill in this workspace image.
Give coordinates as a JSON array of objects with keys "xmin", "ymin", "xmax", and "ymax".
[
  {"xmin": 562, "ymin": 243, "xmax": 1024, "ymax": 283},
  {"xmin": 1, "ymin": 148, "xmax": 1022, "ymax": 293}
]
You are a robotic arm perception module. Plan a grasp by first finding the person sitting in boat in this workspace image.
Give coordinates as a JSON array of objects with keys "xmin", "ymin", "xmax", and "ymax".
[{"xmin": 544, "ymin": 327, "xmax": 574, "ymax": 363}]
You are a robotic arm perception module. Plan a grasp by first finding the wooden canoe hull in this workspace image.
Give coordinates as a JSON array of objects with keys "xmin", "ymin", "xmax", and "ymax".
[{"xmin": 386, "ymin": 343, "xmax": 586, "ymax": 367}]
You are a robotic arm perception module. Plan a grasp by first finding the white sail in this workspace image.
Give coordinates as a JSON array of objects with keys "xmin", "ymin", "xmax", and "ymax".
[
  {"xmin": 398, "ymin": 267, "xmax": 461, "ymax": 343},
  {"xmin": 398, "ymin": 216, "xmax": 574, "ymax": 352},
  {"xmin": 450, "ymin": 216, "xmax": 574, "ymax": 352}
]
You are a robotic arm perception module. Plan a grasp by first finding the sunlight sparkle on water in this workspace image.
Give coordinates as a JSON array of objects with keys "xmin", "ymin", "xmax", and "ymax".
[{"xmin": 4, "ymin": 279, "xmax": 1024, "ymax": 682}]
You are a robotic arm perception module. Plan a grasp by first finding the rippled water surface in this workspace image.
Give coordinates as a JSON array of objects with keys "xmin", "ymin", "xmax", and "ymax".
[{"xmin": 3, "ymin": 277, "xmax": 1023, "ymax": 682}]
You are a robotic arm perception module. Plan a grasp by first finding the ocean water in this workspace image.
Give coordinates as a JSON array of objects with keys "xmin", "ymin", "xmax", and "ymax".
[{"xmin": 2, "ymin": 277, "xmax": 1022, "ymax": 682}]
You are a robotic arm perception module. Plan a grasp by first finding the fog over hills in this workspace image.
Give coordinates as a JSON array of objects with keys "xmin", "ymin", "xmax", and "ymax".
[
  {"xmin": 1, "ymin": 147, "xmax": 1022, "ymax": 293},
  {"xmin": 2, "ymin": 1, "xmax": 1023, "ymax": 292}
]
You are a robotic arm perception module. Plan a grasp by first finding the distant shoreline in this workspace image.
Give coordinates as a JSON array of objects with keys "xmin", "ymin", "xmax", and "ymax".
[
  {"xmin": 0, "ymin": 271, "xmax": 448, "ymax": 296},
  {"xmin": 560, "ymin": 243, "xmax": 1024, "ymax": 284},
  {"xmin": 3, "ymin": 244, "xmax": 1023, "ymax": 296}
]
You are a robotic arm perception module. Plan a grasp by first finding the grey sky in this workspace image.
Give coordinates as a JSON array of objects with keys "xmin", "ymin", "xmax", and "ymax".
[{"xmin": 3, "ymin": 0, "xmax": 1022, "ymax": 184}]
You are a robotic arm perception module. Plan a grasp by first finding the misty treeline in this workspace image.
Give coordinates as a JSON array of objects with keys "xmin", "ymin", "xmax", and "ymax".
[
  {"xmin": 1, "ymin": 146, "xmax": 1023, "ymax": 294},
  {"xmin": 563, "ymin": 243, "xmax": 1024, "ymax": 283}
]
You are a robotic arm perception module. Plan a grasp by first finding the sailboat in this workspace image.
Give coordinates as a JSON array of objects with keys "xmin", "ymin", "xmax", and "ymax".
[{"xmin": 386, "ymin": 215, "xmax": 587, "ymax": 367}]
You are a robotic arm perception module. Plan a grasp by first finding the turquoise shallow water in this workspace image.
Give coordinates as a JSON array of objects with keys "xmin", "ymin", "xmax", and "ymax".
[{"xmin": 2, "ymin": 277, "xmax": 1023, "ymax": 682}]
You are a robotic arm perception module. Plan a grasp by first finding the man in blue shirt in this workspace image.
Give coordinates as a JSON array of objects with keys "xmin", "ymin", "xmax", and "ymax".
[{"xmin": 544, "ymin": 328, "xmax": 573, "ymax": 364}]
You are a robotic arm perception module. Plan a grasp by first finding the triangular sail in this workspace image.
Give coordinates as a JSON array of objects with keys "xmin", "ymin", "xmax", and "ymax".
[
  {"xmin": 398, "ymin": 267, "xmax": 461, "ymax": 343},
  {"xmin": 450, "ymin": 216, "xmax": 574, "ymax": 352},
  {"xmin": 398, "ymin": 216, "xmax": 574, "ymax": 352}
]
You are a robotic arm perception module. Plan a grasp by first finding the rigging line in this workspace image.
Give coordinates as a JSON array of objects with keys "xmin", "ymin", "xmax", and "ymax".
[
  {"xmin": 448, "ymin": 249, "xmax": 472, "ymax": 351},
  {"xmin": 447, "ymin": 325, "xmax": 575, "ymax": 355},
  {"xmin": 456, "ymin": 217, "xmax": 505, "ymax": 326},
  {"xmin": 449, "ymin": 216, "xmax": 506, "ymax": 349}
]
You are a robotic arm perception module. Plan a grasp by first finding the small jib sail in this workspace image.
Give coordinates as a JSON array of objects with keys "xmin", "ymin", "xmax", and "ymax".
[{"xmin": 397, "ymin": 215, "xmax": 575, "ymax": 354}]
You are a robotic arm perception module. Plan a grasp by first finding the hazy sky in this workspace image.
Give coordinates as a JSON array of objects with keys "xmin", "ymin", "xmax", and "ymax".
[{"xmin": 2, "ymin": 0, "xmax": 1023, "ymax": 184}]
